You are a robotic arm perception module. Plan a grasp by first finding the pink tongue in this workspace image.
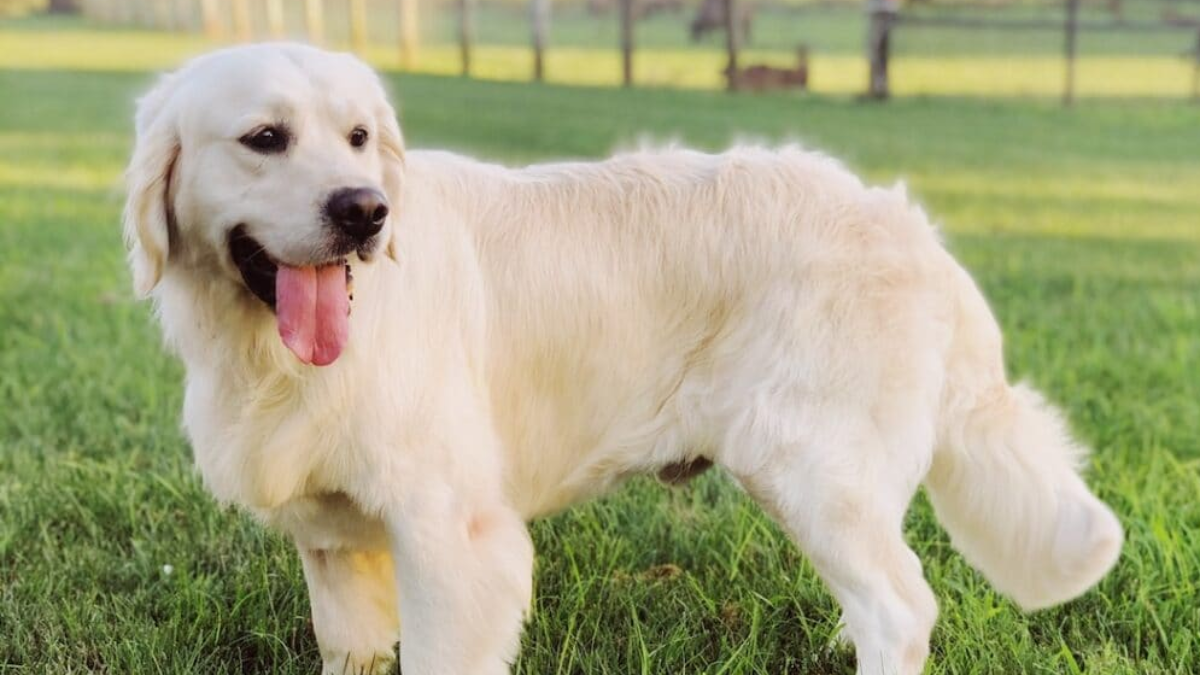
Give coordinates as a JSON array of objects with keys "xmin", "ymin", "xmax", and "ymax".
[{"xmin": 275, "ymin": 264, "xmax": 349, "ymax": 366}]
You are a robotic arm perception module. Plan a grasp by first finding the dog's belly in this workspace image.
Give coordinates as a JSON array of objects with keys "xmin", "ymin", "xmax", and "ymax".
[{"xmin": 495, "ymin": 376, "xmax": 720, "ymax": 519}]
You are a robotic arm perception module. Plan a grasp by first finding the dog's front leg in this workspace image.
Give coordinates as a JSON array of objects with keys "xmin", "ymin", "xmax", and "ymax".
[
  {"xmin": 299, "ymin": 547, "xmax": 400, "ymax": 675},
  {"xmin": 386, "ymin": 488, "xmax": 534, "ymax": 675}
]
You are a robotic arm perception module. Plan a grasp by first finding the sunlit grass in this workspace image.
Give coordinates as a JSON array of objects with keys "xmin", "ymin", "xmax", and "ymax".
[{"xmin": 1, "ymin": 15, "xmax": 1199, "ymax": 675}]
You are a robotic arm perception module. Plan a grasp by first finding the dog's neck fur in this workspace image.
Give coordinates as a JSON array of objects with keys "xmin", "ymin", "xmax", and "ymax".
[{"xmin": 152, "ymin": 254, "xmax": 393, "ymax": 510}]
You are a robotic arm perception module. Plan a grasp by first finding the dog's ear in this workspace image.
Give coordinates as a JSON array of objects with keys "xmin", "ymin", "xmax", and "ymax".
[
  {"xmin": 123, "ymin": 74, "xmax": 181, "ymax": 297},
  {"xmin": 375, "ymin": 96, "xmax": 406, "ymax": 262}
]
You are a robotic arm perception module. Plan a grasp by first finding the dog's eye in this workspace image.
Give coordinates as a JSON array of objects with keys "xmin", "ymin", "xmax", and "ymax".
[
  {"xmin": 349, "ymin": 127, "xmax": 369, "ymax": 149},
  {"xmin": 240, "ymin": 126, "xmax": 289, "ymax": 154}
]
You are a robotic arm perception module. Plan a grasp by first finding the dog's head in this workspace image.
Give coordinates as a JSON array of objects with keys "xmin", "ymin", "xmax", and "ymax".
[{"xmin": 123, "ymin": 43, "xmax": 405, "ymax": 366}]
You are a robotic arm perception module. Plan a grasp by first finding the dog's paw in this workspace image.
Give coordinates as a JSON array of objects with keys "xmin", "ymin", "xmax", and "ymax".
[{"xmin": 321, "ymin": 649, "xmax": 396, "ymax": 675}]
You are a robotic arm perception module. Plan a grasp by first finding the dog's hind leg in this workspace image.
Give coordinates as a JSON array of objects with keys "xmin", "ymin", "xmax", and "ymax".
[
  {"xmin": 725, "ymin": 418, "xmax": 938, "ymax": 675},
  {"xmin": 299, "ymin": 547, "xmax": 400, "ymax": 675}
]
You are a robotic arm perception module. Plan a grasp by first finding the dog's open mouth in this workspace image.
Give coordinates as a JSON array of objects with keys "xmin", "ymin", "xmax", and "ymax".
[{"xmin": 229, "ymin": 225, "xmax": 354, "ymax": 367}]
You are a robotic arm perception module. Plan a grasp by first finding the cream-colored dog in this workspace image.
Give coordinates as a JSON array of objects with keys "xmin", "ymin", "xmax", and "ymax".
[{"xmin": 124, "ymin": 43, "xmax": 1123, "ymax": 675}]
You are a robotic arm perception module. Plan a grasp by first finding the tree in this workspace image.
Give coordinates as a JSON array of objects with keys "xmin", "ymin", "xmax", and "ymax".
[{"xmin": 0, "ymin": 0, "xmax": 47, "ymax": 18}]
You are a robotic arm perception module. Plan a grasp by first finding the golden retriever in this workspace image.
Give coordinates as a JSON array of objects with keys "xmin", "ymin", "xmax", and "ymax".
[{"xmin": 124, "ymin": 43, "xmax": 1122, "ymax": 675}]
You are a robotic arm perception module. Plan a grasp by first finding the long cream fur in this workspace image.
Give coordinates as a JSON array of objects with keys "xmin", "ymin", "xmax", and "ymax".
[{"xmin": 124, "ymin": 43, "xmax": 1123, "ymax": 675}]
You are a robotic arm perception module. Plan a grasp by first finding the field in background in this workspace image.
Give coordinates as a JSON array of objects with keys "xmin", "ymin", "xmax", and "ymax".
[
  {"xmin": 2, "ymin": 15, "xmax": 1200, "ymax": 675},
  {"xmin": 4, "ymin": 4, "xmax": 1199, "ymax": 97}
]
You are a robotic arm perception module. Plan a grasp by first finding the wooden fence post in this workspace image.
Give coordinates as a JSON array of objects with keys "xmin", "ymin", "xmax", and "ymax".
[
  {"xmin": 173, "ymin": 0, "xmax": 189, "ymax": 31},
  {"xmin": 399, "ymin": 0, "xmax": 420, "ymax": 69},
  {"xmin": 1063, "ymin": 0, "xmax": 1080, "ymax": 105},
  {"xmin": 350, "ymin": 0, "xmax": 368, "ymax": 53},
  {"xmin": 531, "ymin": 0, "xmax": 550, "ymax": 82},
  {"xmin": 170, "ymin": 0, "xmax": 182, "ymax": 30},
  {"xmin": 459, "ymin": 0, "xmax": 475, "ymax": 76},
  {"xmin": 231, "ymin": 0, "xmax": 252, "ymax": 41},
  {"xmin": 200, "ymin": 0, "xmax": 222, "ymax": 39},
  {"xmin": 724, "ymin": 0, "xmax": 740, "ymax": 91},
  {"xmin": 305, "ymin": 0, "xmax": 325, "ymax": 45},
  {"xmin": 266, "ymin": 0, "xmax": 285, "ymax": 39},
  {"xmin": 150, "ymin": 0, "xmax": 169, "ymax": 29},
  {"xmin": 619, "ymin": 0, "xmax": 633, "ymax": 87},
  {"xmin": 865, "ymin": 0, "xmax": 897, "ymax": 99}
]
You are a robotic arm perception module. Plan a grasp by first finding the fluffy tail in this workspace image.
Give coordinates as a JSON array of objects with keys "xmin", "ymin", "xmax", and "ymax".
[{"xmin": 924, "ymin": 273, "xmax": 1122, "ymax": 610}]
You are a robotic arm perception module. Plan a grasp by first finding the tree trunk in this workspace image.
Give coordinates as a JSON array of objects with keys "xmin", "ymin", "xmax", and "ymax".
[
  {"xmin": 618, "ymin": 0, "xmax": 633, "ymax": 87},
  {"xmin": 531, "ymin": 0, "xmax": 550, "ymax": 81},
  {"xmin": 305, "ymin": 0, "xmax": 325, "ymax": 45},
  {"xmin": 865, "ymin": 0, "xmax": 896, "ymax": 100},
  {"xmin": 267, "ymin": 0, "xmax": 286, "ymax": 39},
  {"xmin": 47, "ymin": 0, "xmax": 79, "ymax": 14},
  {"xmin": 231, "ymin": 0, "xmax": 253, "ymax": 41},
  {"xmin": 150, "ymin": 0, "xmax": 170, "ymax": 28},
  {"xmin": 1193, "ymin": 31, "xmax": 1200, "ymax": 103},
  {"xmin": 399, "ymin": 0, "xmax": 420, "ymax": 69},
  {"xmin": 724, "ymin": 0, "xmax": 740, "ymax": 91},
  {"xmin": 459, "ymin": 0, "xmax": 475, "ymax": 76},
  {"xmin": 201, "ymin": 0, "xmax": 222, "ymax": 39},
  {"xmin": 350, "ymin": 0, "xmax": 369, "ymax": 53},
  {"xmin": 1063, "ymin": 0, "xmax": 1080, "ymax": 106}
]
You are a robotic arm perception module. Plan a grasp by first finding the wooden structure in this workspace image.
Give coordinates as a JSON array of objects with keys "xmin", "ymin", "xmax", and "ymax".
[
  {"xmin": 723, "ymin": 0, "xmax": 739, "ymax": 91},
  {"xmin": 398, "ymin": 0, "xmax": 419, "ymax": 68},
  {"xmin": 865, "ymin": 0, "xmax": 1200, "ymax": 104},
  {"xmin": 349, "ymin": 0, "xmax": 369, "ymax": 54},
  {"xmin": 1063, "ymin": 0, "xmax": 1080, "ymax": 105},
  {"xmin": 531, "ymin": 0, "xmax": 550, "ymax": 81},
  {"xmin": 78, "ymin": 0, "xmax": 1200, "ymax": 103},
  {"xmin": 619, "ymin": 0, "xmax": 634, "ymax": 86},
  {"xmin": 304, "ymin": 0, "xmax": 324, "ymax": 44},
  {"xmin": 459, "ymin": 0, "xmax": 474, "ymax": 76},
  {"xmin": 865, "ymin": 0, "xmax": 897, "ymax": 99},
  {"xmin": 727, "ymin": 46, "xmax": 809, "ymax": 93}
]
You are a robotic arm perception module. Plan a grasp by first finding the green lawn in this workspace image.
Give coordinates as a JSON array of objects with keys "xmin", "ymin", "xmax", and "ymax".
[{"xmin": 2, "ymin": 16, "xmax": 1200, "ymax": 675}]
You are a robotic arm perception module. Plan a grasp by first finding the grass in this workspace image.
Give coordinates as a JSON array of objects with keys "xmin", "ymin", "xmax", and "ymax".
[{"xmin": 2, "ymin": 15, "xmax": 1200, "ymax": 675}]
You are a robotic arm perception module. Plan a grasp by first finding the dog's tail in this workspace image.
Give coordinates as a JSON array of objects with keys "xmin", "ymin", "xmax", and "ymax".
[{"xmin": 923, "ymin": 267, "xmax": 1122, "ymax": 611}]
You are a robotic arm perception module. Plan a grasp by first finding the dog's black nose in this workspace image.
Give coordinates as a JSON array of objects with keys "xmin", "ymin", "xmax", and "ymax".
[{"xmin": 325, "ymin": 187, "xmax": 389, "ymax": 241}]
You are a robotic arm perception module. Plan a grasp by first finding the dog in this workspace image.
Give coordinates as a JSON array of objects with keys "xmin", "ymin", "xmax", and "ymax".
[{"xmin": 123, "ymin": 43, "xmax": 1123, "ymax": 675}]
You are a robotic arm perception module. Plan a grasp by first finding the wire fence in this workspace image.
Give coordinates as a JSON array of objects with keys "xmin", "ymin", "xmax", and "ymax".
[{"xmin": 76, "ymin": 0, "xmax": 1200, "ymax": 100}]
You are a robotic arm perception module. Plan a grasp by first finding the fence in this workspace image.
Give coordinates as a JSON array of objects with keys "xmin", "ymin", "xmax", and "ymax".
[
  {"xmin": 866, "ymin": 0, "xmax": 1200, "ymax": 102},
  {"xmin": 77, "ymin": 0, "xmax": 1200, "ymax": 101}
]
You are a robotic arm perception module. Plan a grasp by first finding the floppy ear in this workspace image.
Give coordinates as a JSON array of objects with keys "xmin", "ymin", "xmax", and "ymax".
[
  {"xmin": 375, "ymin": 97, "xmax": 406, "ymax": 262},
  {"xmin": 123, "ymin": 75, "xmax": 181, "ymax": 297}
]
